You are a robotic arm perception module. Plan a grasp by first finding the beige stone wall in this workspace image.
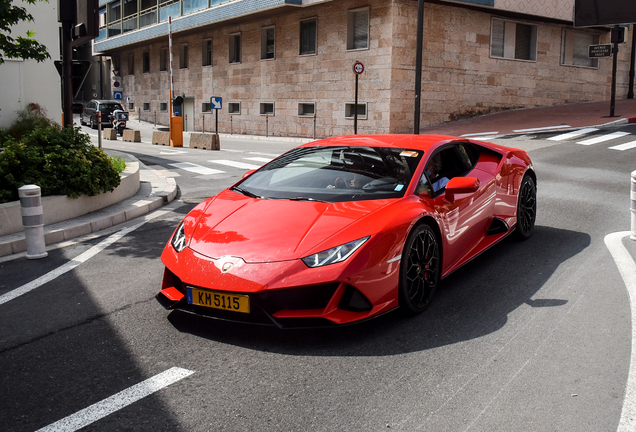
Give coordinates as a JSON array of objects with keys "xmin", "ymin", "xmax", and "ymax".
[
  {"xmin": 494, "ymin": 0, "xmax": 574, "ymax": 21},
  {"xmin": 407, "ymin": 1, "xmax": 631, "ymax": 128},
  {"xmin": 113, "ymin": 0, "xmax": 631, "ymax": 137}
]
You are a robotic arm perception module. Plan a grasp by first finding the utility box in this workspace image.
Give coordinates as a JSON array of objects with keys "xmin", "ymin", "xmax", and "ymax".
[{"xmin": 170, "ymin": 116, "xmax": 183, "ymax": 147}]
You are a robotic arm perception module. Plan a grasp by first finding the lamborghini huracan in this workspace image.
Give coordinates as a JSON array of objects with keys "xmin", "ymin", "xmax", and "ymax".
[{"xmin": 156, "ymin": 134, "xmax": 536, "ymax": 327}]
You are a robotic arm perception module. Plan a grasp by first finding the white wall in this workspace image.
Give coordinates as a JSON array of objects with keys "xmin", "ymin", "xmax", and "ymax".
[{"xmin": 0, "ymin": 1, "xmax": 61, "ymax": 128}]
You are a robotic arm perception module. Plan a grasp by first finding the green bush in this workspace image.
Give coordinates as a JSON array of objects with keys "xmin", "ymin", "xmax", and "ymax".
[
  {"xmin": 110, "ymin": 156, "xmax": 126, "ymax": 174},
  {"xmin": 0, "ymin": 118, "xmax": 121, "ymax": 203}
]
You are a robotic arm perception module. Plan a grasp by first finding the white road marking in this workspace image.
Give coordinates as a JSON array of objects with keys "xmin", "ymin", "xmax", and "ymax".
[
  {"xmin": 610, "ymin": 140, "xmax": 636, "ymax": 151},
  {"xmin": 547, "ymin": 127, "xmax": 599, "ymax": 141},
  {"xmin": 169, "ymin": 162, "xmax": 224, "ymax": 175},
  {"xmin": 460, "ymin": 132, "xmax": 499, "ymax": 137},
  {"xmin": 604, "ymin": 231, "xmax": 636, "ymax": 432},
  {"xmin": 0, "ymin": 222, "xmax": 144, "ymax": 306},
  {"xmin": 159, "ymin": 150, "xmax": 186, "ymax": 155},
  {"xmin": 577, "ymin": 131, "xmax": 631, "ymax": 145},
  {"xmin": 467, "ymin": 136, "xmax": 498, "ymax": 141},
  {"xmin": 513, "ymin": 125, "xmax": 571, "ymax": 133},
  {"xmin": 208, "ymin": 159, "xmax": 261, "ymax": 170},
  {"xmin": 36, "ymin": 367, "xmax": 195, "ymax": 432},
  {"xmin": 245, "ymin": 157, "xmax": 273, "ymax": 163}
]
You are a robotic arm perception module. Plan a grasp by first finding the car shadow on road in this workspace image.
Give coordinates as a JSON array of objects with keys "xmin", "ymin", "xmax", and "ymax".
[{"xmin": 167, "ymin": 225, "xmax": 590, "ymax": 357}]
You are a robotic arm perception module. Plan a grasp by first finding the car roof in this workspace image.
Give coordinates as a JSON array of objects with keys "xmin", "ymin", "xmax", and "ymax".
[
  {"xmin": 89, "ymin": 100, "xmax": 122, "ymax": 104},
  {"xmin": 299, "ymin": 134, "xmax": 461, "ymax": 152}
]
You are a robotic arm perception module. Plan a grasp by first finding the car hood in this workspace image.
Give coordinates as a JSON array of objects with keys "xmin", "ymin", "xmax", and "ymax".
[{"xmin": 188, "ymin": 190, "xmax": 390, "ymax": 263}]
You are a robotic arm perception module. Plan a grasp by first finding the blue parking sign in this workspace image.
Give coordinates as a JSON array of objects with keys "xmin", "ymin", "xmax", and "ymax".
[{"xmin": 210, "ymin": 97, "xmax": 222, "ymax": 110}]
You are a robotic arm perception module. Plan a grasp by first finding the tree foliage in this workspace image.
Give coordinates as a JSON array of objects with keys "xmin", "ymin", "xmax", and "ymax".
[{"xmin": 0, "ymin": 0, "xmax": 50, "ymax": 65}]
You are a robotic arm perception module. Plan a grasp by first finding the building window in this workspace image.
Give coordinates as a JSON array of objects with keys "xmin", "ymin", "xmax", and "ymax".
[
  {"xmin": 202, "ymin": 102, "xmax": 211, "ymax": 112},
  {"xmin": 108, "ymin": 0, "xmax": 122, "ymax": 37},
  {"xmin": 261, "ymin": 26, "xmax": 275, "ymax": 60},
  {"xmin": 345, "ymin": 102, "xmax": 367, "ymax": 119},
  {"xmin": 128, "ymin": 102, "xmax": 135, "ymax": 110},
  {"xmin": 142, "ymin": 51, "xmax": 150, "ymax": 73},
  {"xmin": 202, "ymin": 38, "xmax": 212, "ymax": 66},
  {"xmin": 298, "ymin": 102, "xmax": 315, "ymax": 117},
  {"xmin": 143, "ymin": 102, "xmax": 150, "ymax": 111},
  {"xmin": 228, "ymin": 102, "xmax": 240, "ymax": 114},
  {"xmin": 561, "ymin": 29, "xmax": 599, "ymax": 68},
  {"xmin": 490, "ymin": 18, "xmax": 538, "ymax": 61},
  {"xmin": 300, "ymin": 18, "xmax": 317, "ymax": 55},
  {"xmin": 179, "ymin": 43, "xmax": 188, "ymax": 69},
  {"xmin": 128, "ymin": 53, "xmax": 134, "ymax": 75},
  {"xmin": 160, "ymin": 102, "xmax": 168, "ymax": 111},
  {"xmin": 347, "ymin": 7, "xmax": 369, "ymax": 50},
  {"xmin": 229, "ymin": 33, "xmax": 241, "ymax": 63},
  {"xmin": 160, "ymin": 47, "xmax": 168, "ymax": 71},
  {"xmin": 97, "ymin": 7, "xmax": 107, "ymax": 41},
  {"xmin": 260, "ymin": 102, "xmax": 274, "ymax": 115}
]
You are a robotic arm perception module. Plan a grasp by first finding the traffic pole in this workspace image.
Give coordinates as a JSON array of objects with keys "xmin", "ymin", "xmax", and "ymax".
[{"xmin": 97, "ymin": 110, "xmax": 102, "ymax": 149}]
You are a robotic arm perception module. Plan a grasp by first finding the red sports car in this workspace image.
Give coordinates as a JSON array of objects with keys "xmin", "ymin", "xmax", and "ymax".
[{"xmin": 157, "ymin": 134, "xmax": 536, "ymax": 327}]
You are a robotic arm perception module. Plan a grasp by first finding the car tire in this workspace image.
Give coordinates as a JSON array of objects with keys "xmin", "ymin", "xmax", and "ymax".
[
  {"xmin": 90, "ymin": 116, "xmax": 96, "ymax": 129},
  {"xmin": 399, "ymin": 222, "xmax": 440, "ymax": 315},
  {"xmin": 515, "ymin": 174, "xmax": 536, "ymax": 240},
  {"xmin": 80, "ymin": 116, "xmax": 86, "ymax": 126}
]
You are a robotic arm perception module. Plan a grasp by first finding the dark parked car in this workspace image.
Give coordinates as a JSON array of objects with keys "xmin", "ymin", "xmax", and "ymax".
[{"xmin": 80, "ymin": 100, "xmax": 124, "ymax": 129}]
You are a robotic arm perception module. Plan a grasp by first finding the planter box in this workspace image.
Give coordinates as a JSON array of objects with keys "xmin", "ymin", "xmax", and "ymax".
[{"xmin": 0, "ymin": 154, "xmax": 140, "ymax": 237}]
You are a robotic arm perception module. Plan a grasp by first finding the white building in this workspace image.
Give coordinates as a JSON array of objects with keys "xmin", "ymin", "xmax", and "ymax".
[{"xmin": 0, "ymin": 1, "xmax": 62, "ymax": 128}]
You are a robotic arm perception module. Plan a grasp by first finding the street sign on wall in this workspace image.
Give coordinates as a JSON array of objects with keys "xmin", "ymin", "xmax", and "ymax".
[
  {"xmin": 210, "ymin": 97, "xmax": 222, "ymax": 109},
  {"xmin": 589, "ymin": 44, "xmax": 612, "ymax": 58},
  {"xmin": 113, "ymin": 91, "xmax": 123, "ymax": 100}
]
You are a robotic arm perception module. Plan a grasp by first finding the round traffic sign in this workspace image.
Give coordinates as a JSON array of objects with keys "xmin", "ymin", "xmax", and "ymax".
[
  {"xmin": 92, "ymin": 92, "xmax": 98, "ymax": 98},
  {"xmin": 113, "ymin": 81, "xmax": 120, "ymax": 88},
  {"xmin": 353, "ymin": 61, "xmax": 364, "ymax": 75}
]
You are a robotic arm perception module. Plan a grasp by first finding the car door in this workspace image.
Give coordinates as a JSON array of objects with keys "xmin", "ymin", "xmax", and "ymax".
[{"xmin": 420, "ymin": 143, "xmax": 497, "ymax": 272}]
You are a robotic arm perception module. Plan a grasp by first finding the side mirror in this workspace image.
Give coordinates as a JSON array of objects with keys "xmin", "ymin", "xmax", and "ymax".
[
  {"xmin": 445, "ymin": 177, "xmax": 480, "ymax": 202},
  {"xmin": 242, "ymin": 169, "xmax": 256, "ymax": 179}
]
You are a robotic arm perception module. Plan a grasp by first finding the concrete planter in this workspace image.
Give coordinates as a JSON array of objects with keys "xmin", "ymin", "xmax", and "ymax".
[{"xmin": 0, "ymin": 155, "xmax": 140, "ymax": 237}]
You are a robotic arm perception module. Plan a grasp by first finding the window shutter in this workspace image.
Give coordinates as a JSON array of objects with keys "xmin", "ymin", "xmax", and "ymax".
[{"xmin": 491, "ymin": 19, "xmax": 504, "ymax": 57}]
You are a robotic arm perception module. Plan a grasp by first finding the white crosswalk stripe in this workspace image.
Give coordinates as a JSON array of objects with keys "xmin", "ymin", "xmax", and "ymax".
[
  {"xmin": 245, "ymin": 157, "xmax": 273, "ymax": 163},
  {"xmin": 610, "ymin": 140, "xmax": 636, "ymax": 151},
  {"xmin": 208, "ymin": 159, "xmax": 262, "ymax": 170},
  {"xmin": 577, "ymin": 131, "xmax": 631, "ymax": 145},
  {"xmin": 169, "ymin": 162, "xmax": 224, "ymax": 175},
  {"xmin": 547, "ymin": 127, "xmax": 599, "ymax": 141}
]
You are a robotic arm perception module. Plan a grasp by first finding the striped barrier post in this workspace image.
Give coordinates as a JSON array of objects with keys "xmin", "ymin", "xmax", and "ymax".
[{"xmin": 18, "ymin": 185, "xmax": 48, "ymax": 259}]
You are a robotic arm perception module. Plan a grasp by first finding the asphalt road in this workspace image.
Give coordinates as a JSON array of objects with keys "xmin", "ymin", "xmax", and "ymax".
[{"xmin": 1, "ymin": 123, "xmax": 636, "ymax": 431}]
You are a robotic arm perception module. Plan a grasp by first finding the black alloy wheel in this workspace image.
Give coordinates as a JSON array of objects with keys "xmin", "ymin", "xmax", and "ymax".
[
  {"xmin": 399, "ymin": 223, "xmax": 440, "ymax": 314},
  {"xmin": 516, "ymin": 174, "xmax": 536, "ymax": 240}
]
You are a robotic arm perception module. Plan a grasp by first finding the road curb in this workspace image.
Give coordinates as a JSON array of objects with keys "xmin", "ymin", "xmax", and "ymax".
[{"xmin": 0, "ymin": 159, "xmax": 178, "ymax": 258}]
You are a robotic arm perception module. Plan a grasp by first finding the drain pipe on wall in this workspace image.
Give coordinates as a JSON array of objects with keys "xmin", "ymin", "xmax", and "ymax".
[{"xmin": 413, "ymin": 0, "xmax": 425, "ymax": 134}]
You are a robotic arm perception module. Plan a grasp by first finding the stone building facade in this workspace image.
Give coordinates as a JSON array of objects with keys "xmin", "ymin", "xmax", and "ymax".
[{"xmin": 93, "ymin": 0, "xmax": 632, "ymax": 138}]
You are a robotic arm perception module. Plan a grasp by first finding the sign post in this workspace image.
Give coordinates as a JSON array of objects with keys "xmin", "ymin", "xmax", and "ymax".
[
  {"xmin": 353, "ymin": 61, "xmax": 364, "ymax": 135},
  {"xmin": 210, "ymin": 97, "xmax": 222, "ymax": 134}
]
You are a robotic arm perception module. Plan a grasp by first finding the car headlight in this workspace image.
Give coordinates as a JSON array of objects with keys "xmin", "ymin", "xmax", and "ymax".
[
  {"xmin": 302, "ymin": 236, "xmax": 370, "ymax": 268},
  {"xmin": 171, "ymin": 222, "xmax": 187, "ymax": 252}
]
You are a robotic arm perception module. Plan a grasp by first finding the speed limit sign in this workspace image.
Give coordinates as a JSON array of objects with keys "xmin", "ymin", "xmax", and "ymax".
[{"xmin": 353, "ymin": 61, "xmax": 364, "ymax": 75}]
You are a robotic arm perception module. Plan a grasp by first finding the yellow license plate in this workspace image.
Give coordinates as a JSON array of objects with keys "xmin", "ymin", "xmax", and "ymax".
[{"xmin": 187, "ymin": 287, "xmax": 250, "ymax": 314}]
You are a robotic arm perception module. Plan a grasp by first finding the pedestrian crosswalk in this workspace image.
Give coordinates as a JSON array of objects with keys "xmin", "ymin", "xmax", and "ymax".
[
  {"xmin": 166, "ymin": 155, "xmax": 273, "ymax": 177},
  {"xmin": 490, "ymin": 126, "xmax": 636, "ymax": 152}
]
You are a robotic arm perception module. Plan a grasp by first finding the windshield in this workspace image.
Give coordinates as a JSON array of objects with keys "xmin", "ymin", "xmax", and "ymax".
[
  {"xmin": 234, "ymin": 146, "xmax": 424, "ymax": 203},
  {"xmin": 100, "ymin": 103, "xmax": 123, "ymax": 111}
]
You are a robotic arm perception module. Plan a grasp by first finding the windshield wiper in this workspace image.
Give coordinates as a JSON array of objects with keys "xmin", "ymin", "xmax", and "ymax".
[
  {"xmin": 231, "ymin": 187, "xmax": 263, "ymax": 199},
  {"xmin": 286, "ymin": 197, "xmax": 329, "ymax": 203}
]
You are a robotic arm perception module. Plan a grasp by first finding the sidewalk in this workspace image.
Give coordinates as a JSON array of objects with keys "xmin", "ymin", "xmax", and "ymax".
[
  {"xmin": 420, "ymin": 98, "xmax": 636, "ymax": 137},
  {"xmin": 2, "ymin": 98, "xmax": 636, "ymax": 258}
]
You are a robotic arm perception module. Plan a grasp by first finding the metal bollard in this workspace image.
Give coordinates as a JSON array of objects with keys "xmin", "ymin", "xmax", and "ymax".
[
  {"xmin": 632, "ymin": 170, "xmax": 636, "ymax": 240},
  {"xmin": 19, "ymin": 185, "xmax": 48, "ymax": 259}
]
